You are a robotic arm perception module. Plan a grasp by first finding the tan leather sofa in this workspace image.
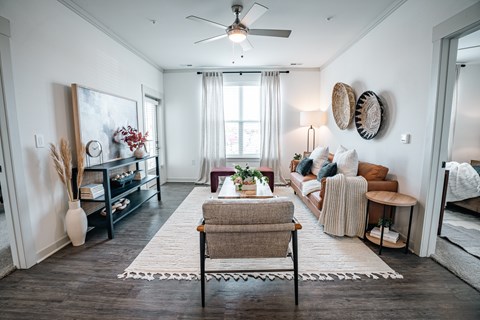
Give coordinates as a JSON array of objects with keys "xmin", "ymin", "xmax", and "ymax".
[{"xmin": 289, "ymin": 154, "xmax": 398, "ymax": 225}]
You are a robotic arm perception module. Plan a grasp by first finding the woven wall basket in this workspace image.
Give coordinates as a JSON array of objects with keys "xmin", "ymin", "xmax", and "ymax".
[
  {"xmin": 355, "ymin": 91, "xmax": 384, "ymax": 140},
  {"xmin": 332, "ymin": 82, "xmax": 356, "ymax": 130}
]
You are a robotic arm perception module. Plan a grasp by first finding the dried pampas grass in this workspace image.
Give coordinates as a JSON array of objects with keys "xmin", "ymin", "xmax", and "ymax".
[{"xmin": 50, "ymin": 138, "xmax": 86, "ymax": 202}]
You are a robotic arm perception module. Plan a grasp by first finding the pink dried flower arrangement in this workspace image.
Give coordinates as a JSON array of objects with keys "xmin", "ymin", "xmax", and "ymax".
[{"xmin": 119, "ymin": 126, "xmax": 149, "ymax": 151}]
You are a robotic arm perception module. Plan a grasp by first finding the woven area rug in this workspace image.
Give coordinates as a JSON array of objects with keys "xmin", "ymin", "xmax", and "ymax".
[
  {"xmin": 118, "ymin": 187, "xmax": 402, "ymax": 281},
  {"xmin": 441, "ymin": 223, "xmax": 480, "ymax": 259}
]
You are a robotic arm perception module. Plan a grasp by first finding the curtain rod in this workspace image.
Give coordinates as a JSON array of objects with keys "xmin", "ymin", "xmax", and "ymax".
[{"xmin": 196, "ymin": 71, "xmax": 289, "ymax": 75}]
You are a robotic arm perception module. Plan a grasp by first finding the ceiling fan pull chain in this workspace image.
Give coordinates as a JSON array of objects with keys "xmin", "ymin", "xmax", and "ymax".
[{"xmin": 232, "ymin": 41, "xmax": 235, "ymax": 64}]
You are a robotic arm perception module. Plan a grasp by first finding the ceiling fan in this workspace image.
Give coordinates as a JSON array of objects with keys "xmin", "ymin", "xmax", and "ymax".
[{"xmin": 186, "ymin": 2, "xmax": 291, "ymax": 51}]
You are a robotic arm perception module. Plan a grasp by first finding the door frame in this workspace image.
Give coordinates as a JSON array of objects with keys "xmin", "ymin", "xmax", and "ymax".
[
  {"xmin": 0, "ymin": 16, "xmax": 36, "ymax": 268},
  {"xmin": 420, "ymin": 2, "xmax": 480, "ymax": 257},
  {"xmin": 141, "ymin": 84, "xmax": 166, "ymax": 184}
]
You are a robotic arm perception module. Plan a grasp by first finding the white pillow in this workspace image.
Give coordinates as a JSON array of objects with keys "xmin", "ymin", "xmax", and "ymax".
[
  {"xmin": 333, "ymin": 145, "xmax": 358, "ymax": 177},
  {"xmin": 302, "ymin": 179, "xmax": 323, "ymax": 196},
  {"xmin": 308, "ymin": 146, "xmax": 329, "ymax": 176}
]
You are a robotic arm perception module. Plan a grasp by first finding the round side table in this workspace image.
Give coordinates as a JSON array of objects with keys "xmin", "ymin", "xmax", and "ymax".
[{"xmin": 364, "ymin": 191, "xmax": 417, "ymax": 255}]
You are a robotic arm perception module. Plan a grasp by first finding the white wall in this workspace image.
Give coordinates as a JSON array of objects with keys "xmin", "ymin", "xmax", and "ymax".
[
  {"xmin": 0, "ymin": 0, "xmax": 163, "ymax": 262},
  {"xmin": 163, "ymin": 70, "xmax": 321, "ymax": 182},
  {"xmin": 318, "ymin": 0, "xmax": 477, "ymax": 253},
  {"xmin": 451, "ymin": 64, "xmax": 480, "ymax": 162}
]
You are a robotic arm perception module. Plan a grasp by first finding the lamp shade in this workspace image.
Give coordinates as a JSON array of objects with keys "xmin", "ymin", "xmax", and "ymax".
[{"xmin": 300, "ymin": 111, "xmax": 323, "ymax": 127}]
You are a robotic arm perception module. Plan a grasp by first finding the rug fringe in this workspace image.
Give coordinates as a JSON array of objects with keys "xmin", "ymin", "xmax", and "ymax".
[{"xmin": 117, "ymin": 271, "xmax": 403, "ymax": 281}]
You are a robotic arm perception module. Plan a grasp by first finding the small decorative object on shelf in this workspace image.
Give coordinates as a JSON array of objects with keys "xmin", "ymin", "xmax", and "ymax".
[
  {"xmin": 134, "ymin": 169, "xmax": 146, "ymax": 181},
  {"xmin": 118, "ymin": 125, "xmax": 149, "ymax": 159},
  {"xmin": 293, "ymin": 153, "xmax": 302, "ymax": 160},
  {"xmin": 100, "ymin": 198, "xmax": 131, "ymax": 216},
  {"xmin": 231, "ymin": 164, "xmax": 268, "ymax": 191},
  {"xmin": 49, "ymin": 138, "xmax": 88, "ymax": 246},
  {"xmin": 110, "ymin": 170, "xmax": 136, "ymax": 188},
  {"xmin": 378, "ymin": 217, "xmax": 393, "ymax": 233}
]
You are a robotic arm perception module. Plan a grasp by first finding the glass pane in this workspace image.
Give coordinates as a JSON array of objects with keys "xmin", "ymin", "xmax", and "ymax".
[
  {"xmin": 242, "ymin": 122, "xmax": 260, "ymax": 155},
  {"xmin": 242, "ymin": 86, "xmax": 260, "ymax": 121},
  {"xmin": 144, "ymin": 99, "xmax": 157, "ymax": 171},
  {"xmin": 224, "ymin": 86, "xmax": 240, "ymax": 121},
  {"xmin": 225, "ymin": 122, "xmax": 239, "ymax": 156}
]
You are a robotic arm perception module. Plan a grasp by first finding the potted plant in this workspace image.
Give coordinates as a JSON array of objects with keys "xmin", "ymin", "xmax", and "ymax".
[
  {"xmin": 293, "ymin": 153, "xmax": 302, "ymax": 160},
  {"xmin": 50, "ymin": 138, "xmax": 87, "ymax": 246},
  {"xmin": 231, "ymin": 164, "xmax": 268, "ymax": 191},
  {"xmin": 377, "ymin": 217, "xmax": 393, "ymax": 233},
  {"xmin": 119, "ymin": 125, "xmax": 149, "ymax": 158}
]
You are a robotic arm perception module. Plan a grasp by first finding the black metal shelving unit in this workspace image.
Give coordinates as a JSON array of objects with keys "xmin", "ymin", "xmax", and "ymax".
[{"xmin": 77, "ymin": 155, "xmax": 161, "ymax": 239}]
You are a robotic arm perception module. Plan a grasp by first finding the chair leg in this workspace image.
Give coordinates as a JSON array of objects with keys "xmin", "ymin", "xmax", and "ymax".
[
  {"xmin": 200, "ymin": 232, "xmax": 206, "ymax": 307},
  {"xmin": 292, "ymin": 230, "xmax": 299, "ymax": 305}
]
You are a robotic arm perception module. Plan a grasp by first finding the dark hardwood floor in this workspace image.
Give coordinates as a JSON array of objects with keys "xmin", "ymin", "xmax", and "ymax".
[{"xmin": 0, "ymin": 183, "xmax": 479, "ymax": 319}]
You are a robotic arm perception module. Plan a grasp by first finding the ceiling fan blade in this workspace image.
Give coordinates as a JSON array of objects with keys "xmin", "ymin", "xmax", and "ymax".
[
  {"xmin": 186, "ymin": 15, "xmax": 227, "ymax": 29},
  {"xmin": 240, "ymin": 3, "xmax": 268, "ymax": 27},
  {"xmin": 249, "ymin": 29, "xmax": 292, "ymax": 38},
  {"xmin": 240, "ymin": 38, "xmax": 253, "ymax": 51},
  {"xmin": 194, "ymin": 34, "xmax": 227, "ymax": 44}
]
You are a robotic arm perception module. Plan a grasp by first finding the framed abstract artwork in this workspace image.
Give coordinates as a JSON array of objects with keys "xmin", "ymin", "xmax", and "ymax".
[{"xmin": 71, "ymin": 84, "xmax": 138, "ymax": 165}]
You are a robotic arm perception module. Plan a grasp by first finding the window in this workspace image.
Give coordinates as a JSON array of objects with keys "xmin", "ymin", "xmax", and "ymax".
[{"xmin": 224, "ymin": 84, "xmax": 260, "ymax": 158}]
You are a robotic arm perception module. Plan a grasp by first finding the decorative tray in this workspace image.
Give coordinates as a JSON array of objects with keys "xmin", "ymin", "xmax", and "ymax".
[{"xmin": 110, "ymin": 170, "xmax": 136, "ymax": 188}]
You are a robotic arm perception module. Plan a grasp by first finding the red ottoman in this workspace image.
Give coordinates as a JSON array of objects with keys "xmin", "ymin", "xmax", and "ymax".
[
  {"xmin": 210, "ymin": 167, "xmax": 235, "ymax": 192},
  {"xmin": 257, "ymin": 167, "xmax": 274, "ymax": 192}
]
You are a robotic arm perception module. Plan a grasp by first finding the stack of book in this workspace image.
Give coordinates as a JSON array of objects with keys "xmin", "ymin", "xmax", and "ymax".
[
  {"xmin": 80, "ymin": 183, "xmax": 104, "ymax": 199},
  {"xmin": 369, "ymin": 227, "xmax": 400, "ymax": 243}
]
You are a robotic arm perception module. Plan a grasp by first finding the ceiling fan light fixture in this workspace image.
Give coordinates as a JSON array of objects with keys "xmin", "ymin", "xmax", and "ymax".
[{"xmin": 228, "ymin": 29, "xmax": 247, "ymax": 43}]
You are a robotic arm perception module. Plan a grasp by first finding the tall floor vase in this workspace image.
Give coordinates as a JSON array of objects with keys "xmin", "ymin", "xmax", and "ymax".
[{"xmin": 65, "ymin": 200, "xmax": 88, "ymax": 246}]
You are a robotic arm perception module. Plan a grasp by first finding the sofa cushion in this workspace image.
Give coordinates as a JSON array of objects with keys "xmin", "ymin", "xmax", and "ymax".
[
  {"xmin": 358, "ymin": 161, "xmax": 389, "ymax": 181},
  {"xmin": 307, "ymin": 191, "xmax": 322, "ymax": 210},
  {"xmin": 333, "ymin": 145, "xmax": 358, "ymax": 177},
  {"xmin": 290, "ymin": 172, "xmax": 316, "ymax": 189},
  {"xmin": 317, "ymin": 161, "xmax": 337, "ymax": 181},
  {"xmin": 295, "ymin": 158, "xmax": 313, "ymax": 176},
  {"xmin": 309, "ymin": 146, "xmax": 329, "ymax": 176}
]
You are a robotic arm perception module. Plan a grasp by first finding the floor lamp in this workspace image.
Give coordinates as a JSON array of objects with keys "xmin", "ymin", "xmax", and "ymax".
[{"xmin": 300, "ymin": 111, "xmax": 323, "ymax": 153}]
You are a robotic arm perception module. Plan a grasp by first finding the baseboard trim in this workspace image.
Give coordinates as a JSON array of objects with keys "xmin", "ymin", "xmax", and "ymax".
[{"xmin": 36, "ymin": 236, "xmax": 70, "ymax": 264}]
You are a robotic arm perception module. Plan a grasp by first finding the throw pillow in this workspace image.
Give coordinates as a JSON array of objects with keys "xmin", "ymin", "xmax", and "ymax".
[
  {"xmin": 295, "ymin": 158, "xmax": 313, "ymax": 176},
  {"xmin": 317, "ymin": 161, "xmax": 337, "ymax": 181},
  {"xmin": 333, "ymin": 145, "xmax": 358, "ymax": 176},
  {"xmin": 308, "ymin": 146, "xmax": 329, "ymax": 176},
  {"xmin": 472, "ymin": 165, "xmax": 480, "ymax": 176},
  {"xmin": 357, "ymin": 161, "xmax": 389, "ymax": 181}
]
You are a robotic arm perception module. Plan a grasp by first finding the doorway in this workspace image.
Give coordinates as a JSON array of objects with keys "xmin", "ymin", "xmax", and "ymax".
[{"xmin": 142, "ymin": 86, "xmax": 166, "ymax": 186}]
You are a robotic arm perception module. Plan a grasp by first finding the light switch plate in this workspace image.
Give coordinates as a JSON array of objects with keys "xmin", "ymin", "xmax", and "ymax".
[
  {"xmin": 35, "ymin": 134, "xmax": 45, "ymax": 148},
  {"xmin": 401, "ymin": 133, "xmax": 410, "ymax": 144}
]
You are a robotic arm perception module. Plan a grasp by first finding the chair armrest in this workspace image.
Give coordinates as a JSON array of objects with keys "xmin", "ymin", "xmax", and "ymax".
[
  {"xmin": 293, "ymin": 217, "xmax": 302, "ymax": 230},
  {"xmin": 197, "ymin": 218, "xmax": 205, "ymax": 232}
]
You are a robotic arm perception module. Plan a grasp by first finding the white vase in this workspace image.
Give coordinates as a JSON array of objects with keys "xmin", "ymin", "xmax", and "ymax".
[
  {"xmin": 134, "ymin": 146, "xmax": 147, "ymax": 158},
  {"xmin": 65, "ymin": 200, "xmax": 88, "ymax": 246}
]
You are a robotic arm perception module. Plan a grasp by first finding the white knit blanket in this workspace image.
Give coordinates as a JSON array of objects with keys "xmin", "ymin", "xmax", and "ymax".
[
  {"xmin": 446, "ymin": 162, "xmax": 480, "ymax": 202},
  {"xmin": 319, "ymin": 174, "xmax": 368, "ymax": 237}
]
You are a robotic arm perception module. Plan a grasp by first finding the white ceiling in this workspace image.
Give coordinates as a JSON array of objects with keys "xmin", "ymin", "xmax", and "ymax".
[{"xmin": 61, "ymin": 0, "xmax": 405, "ymax": 71}]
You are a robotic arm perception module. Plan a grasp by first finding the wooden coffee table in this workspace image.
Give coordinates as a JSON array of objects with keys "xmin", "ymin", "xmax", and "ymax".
[{"xmin": 218, "ymin": 176, "xmax": 274, "ymax": 199}]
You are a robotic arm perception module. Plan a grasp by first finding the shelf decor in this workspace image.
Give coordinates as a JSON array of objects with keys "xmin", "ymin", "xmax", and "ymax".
[
  {"xmin": 49, "ymin": 138, "xmax": 88, "ymax": 246},
  {"xmin": 118, "ymin": 125, "xmax": 149, "ymax": 159}
]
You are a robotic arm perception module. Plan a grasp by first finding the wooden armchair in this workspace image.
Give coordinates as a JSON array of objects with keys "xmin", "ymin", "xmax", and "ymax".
[{"xmin": 197, "ymin": 198, "xmax": 302, "ymax": 307}]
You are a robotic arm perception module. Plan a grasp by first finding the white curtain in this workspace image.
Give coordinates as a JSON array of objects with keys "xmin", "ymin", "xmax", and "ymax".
[
  {"xmin": 260, "ymin": 71, "xmax": 287, "ymax": 184},
  {"xmin": 197, "ymin": 72, "xmax": 226, "ymax": 184},
  {"xmin": 447, "ymin": 65, "xmax": 462, "ymax": 160}
]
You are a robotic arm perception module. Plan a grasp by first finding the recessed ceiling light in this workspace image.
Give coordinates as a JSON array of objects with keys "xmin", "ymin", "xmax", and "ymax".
[{"xmin": 290, "ymin": 63, "xmax": 303, "ymax": 66}]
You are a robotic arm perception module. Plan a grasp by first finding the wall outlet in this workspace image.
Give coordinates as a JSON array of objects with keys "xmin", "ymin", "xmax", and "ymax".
[{"xmin": 35, "ymin": 134, "xmax": 45, "ymax": 148}]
